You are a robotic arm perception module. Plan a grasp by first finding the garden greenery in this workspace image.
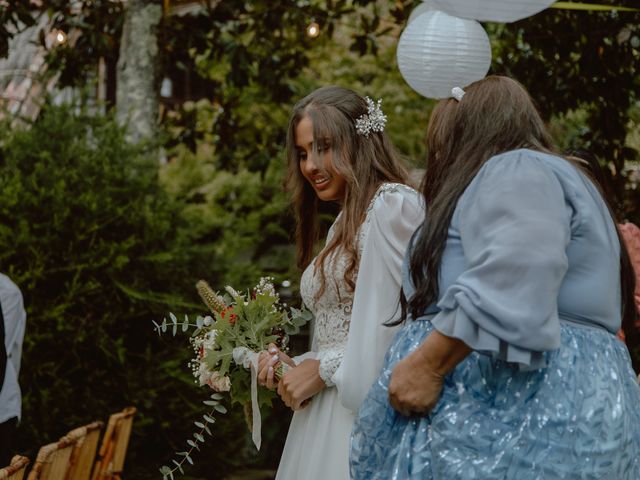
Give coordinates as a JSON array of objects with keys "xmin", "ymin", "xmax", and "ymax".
[{"xmin": 0, "ymin": 104, "xmax": 292, "ymax": 478}]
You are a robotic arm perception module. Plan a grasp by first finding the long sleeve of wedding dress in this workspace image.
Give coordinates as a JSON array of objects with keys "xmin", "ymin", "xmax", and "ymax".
[
  {"xmin": 331, "ymin": 185, "xmax": 423, "ymax": 412},
  {"xmin": 276, "ymin": 184, "xmax": 423, "ymax": 480}
]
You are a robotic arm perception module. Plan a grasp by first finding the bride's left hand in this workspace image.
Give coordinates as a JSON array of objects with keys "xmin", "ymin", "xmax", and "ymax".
[{"xmin": 277, "ymin": 358, "xmax": 326, "ymax": 411}]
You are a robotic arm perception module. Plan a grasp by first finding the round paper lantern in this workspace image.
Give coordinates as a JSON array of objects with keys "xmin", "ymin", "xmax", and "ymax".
[
  {"xmin": 408, "ymin": 2, "xmax": 433, "ymax": 24},
  {"xmin": 429, "ymin": 0, "xmax": 555, "ymax": 23},
  {"xmin": 397, "ymin": 10, "xmax": 491, "ymax": 99}
]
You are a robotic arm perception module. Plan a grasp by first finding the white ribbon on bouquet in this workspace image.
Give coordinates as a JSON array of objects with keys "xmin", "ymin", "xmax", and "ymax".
[{"xmin": 232, "ymin": 346, "xmax": 262, "ymax": 450}]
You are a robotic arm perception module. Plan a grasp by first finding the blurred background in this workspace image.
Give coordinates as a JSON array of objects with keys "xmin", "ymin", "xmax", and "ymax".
[{"xmin": 1, "ymin": 0, "xmax": 639, "ymax": 478}]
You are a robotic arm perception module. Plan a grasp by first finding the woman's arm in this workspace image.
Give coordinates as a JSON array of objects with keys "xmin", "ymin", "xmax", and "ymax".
[
  {"xmin": 389, "ymin": 330, "xmax": 471, "ymax": 416},
  {"xmin": 389, "ymin": 152, "xmax": 573, "ymax": 415},
  {"xmin": 428, "ymin": 153, "xmax": 571, "ymax": 369}
]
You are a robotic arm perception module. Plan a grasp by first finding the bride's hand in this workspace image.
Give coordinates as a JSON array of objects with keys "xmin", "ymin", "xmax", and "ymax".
[
  {"xmin": 257, "ymin": 343, "xmax": 295, "ymax": 390},
  {"xmin": 277, "ymin": 358, "xmax": 325, "ymax": 411}
]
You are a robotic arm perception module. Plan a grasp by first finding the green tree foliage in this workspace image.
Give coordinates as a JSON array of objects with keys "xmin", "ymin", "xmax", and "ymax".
[
  {"xmin": 3, "ymin": 2, "xmax": 640, "ymax": 475},
  {"xmin": 160, "ymin": 136, "xmax": 297, "ymax": 289},
  {"xmin": 33, "ymin": 0, "xmax": 124, "ymax": 89},
  {"xmin": 162, "ymin": 0, "xmax": 407, "ymax": 172},
  {"xmin": 0, "ymin": 104, "xmax": 285, "ymax": 478},
  {"xmin": 0, "ymin": 1, "xmax": 37, "ymax": 58}
]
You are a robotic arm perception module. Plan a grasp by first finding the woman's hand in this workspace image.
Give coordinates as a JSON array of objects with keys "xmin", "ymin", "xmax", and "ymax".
[
  {"xmin": 257, "ymin": 343, "xmax": 295, "ymax": 390},
  {"xmin": 277, "ymin": 358, "xmax": 326, "ymax": 411},
  {"xmin": 388, "ymin": 330, "xmax": 471, "ymax": 417},
  {"xmin": 388, "ymin": 349, "xmax": 445, "ymax": 417}
]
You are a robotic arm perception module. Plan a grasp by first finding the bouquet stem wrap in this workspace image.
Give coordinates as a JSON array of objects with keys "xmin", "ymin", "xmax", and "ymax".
[{"xmin": 232, "ymin": 346, "xmax": 262, "ymax": 450}]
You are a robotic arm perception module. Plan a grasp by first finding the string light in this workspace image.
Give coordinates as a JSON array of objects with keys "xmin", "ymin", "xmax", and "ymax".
[
  {"xmin": 306, "ymin": 21, "xmax": 320, "ymax": 38},
  {"xmin": 54, "ymin": 30, "xmax": 67, "ymax": 46}
]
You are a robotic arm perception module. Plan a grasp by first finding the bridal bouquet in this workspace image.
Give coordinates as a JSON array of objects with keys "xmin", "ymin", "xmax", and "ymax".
[{"xmin": 155, "ymin": 277, "xmax": 311, "ymax": 480}]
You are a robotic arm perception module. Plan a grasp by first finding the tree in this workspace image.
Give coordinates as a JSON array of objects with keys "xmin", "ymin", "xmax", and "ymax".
[
  {"xmin": 0, "ymin": 0, "xmax": 37, "ymax": 58},
  {"xmin": 116, "ymin": 0, "xmax": 162, "ymax": 143},
  {"xmin": 161, "ymin": 0, "xmax": 407, "ymax": 170},
  {"xmin": 3, "ymin": 2, "xmax": 639, "ymax": 475}
]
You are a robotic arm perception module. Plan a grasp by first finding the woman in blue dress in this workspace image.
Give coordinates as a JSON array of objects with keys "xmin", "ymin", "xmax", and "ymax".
[{"xmin": 351, "ymin": 76, "xmax": 640, "ymax": 479}]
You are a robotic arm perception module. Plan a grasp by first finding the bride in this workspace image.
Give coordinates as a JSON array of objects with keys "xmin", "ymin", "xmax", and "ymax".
[{"xmin": 257, "ymin": 85, "xmax": 423, "ymax": 479}]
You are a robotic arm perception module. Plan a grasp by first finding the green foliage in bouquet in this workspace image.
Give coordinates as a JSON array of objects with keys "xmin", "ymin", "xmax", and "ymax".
[{"xmin": 154, "ymin": 278, "xmax": 311, "ymax": 479}]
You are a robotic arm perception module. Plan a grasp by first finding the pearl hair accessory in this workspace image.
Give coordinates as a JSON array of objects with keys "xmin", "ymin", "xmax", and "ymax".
[
  {"xmin": 355, "ymin": 97, "xmax": 387, "ymax": 137},
  {"xmin": 451, "ymin": 87, "xmax": 465, "ymax": 102}
]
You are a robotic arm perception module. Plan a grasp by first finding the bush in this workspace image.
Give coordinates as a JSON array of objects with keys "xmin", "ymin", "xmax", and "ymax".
[{"xmin": 0, "ymin": 104, "xmax": 285, "ymax": 478}]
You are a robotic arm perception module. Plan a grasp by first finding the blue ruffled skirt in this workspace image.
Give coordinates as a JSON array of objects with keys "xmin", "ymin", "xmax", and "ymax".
[{"xmin": 351, "ymin": 320, "xmax": 640, "ymax": 479}]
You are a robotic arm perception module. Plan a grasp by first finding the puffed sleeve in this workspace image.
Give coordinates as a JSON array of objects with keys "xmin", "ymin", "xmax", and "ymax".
[
  {"xmin": 430, "ymin": 152, "xmax": 571, "ymax": 370},
  {"xmin": 331, "ymin": 186, "xmax": 424, "ymax": 412}
]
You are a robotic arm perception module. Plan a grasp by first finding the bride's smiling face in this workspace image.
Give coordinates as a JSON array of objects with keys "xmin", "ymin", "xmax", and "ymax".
[{"xmin": 295, "ymin": 115, "xmax": 347, "ymax": 202}]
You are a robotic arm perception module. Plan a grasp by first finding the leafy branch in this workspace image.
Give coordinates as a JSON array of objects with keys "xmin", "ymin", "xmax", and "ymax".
[{"xmin": 159, "ymin": 393, "xmax": 227, "ymax": 480}]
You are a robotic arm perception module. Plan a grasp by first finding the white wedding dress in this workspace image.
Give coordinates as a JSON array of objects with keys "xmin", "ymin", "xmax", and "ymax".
[{"xmin": 275, "ymin": 183, "xmax": 423, "ymax": 480}]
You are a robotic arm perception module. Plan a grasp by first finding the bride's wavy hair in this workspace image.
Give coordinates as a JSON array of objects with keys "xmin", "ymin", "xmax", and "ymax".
[
  {"xmin": 285, "ymin": 86, "xmax": 409, "ymax": 296},
  {"xmin": 403, "ymin": 75, "xmax": 637, "ymax": 334}
]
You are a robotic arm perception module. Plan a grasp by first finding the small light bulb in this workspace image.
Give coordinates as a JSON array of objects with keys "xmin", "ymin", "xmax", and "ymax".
[
  {"xmin": 306, "ymin": 22, "xmax": 320, "ymax": 38},
  {"xmin": 55, "ymin": 30, "xmax": 67, "ymax": 45}
]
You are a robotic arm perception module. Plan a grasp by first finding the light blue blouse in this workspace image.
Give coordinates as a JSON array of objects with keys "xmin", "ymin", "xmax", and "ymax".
[{"xmin": 408, "ymin": 148, "xmax": 621, "ymax": 370}]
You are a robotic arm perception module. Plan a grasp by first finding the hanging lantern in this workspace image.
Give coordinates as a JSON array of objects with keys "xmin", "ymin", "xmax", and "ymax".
[
  {"xmin": 429, "ymin": 0, "xmax": 555, "ymax": 23},
  {"xmin": 397, "ymin": 10, "xmax": 491, "ymax": 99},
  {"xmin": 408, "ymin": 2, "xmax": 433, "ymax": 24}
]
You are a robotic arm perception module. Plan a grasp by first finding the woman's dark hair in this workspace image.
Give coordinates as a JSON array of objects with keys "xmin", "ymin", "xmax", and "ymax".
[{"xmin": 401, "ymin": 76, "xmax": 637, "ymax": 335}]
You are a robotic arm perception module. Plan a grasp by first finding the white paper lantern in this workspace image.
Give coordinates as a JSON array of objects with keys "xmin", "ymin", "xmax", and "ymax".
[
  {"xmin": 429, "ymin": 0, "xmax": 555, "ymax": 23},
  {"xmin": 408, "ymin": 2, "xmax": 433, "ymax": 24},
  {"xmin": 397, "ymin": 10, "xmax": 491, "ymax": 99}
]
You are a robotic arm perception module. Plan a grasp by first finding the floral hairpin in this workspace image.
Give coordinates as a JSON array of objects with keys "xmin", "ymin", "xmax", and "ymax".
[
  {"xmin": 355, "ymin": 96, "xmax": 387, "ymax": 137},
  {"xmin": 451, "ymin": 87, "xmax": 465, "ymax": 102}
]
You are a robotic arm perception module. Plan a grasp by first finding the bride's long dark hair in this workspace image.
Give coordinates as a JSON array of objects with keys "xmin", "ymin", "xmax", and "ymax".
[{"xmin": 401, "ymin": 76, "xmax": 637, "ymax": 336}]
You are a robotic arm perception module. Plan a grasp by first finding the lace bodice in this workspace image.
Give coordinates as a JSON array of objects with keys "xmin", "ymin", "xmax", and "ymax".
[
  {"xmin": 299, "ymin": 183, "xmax": 413, "ymax": 385},
  {"xmin": 300, "ymin": 233, "xmax": 355, "ymax": 385}
]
